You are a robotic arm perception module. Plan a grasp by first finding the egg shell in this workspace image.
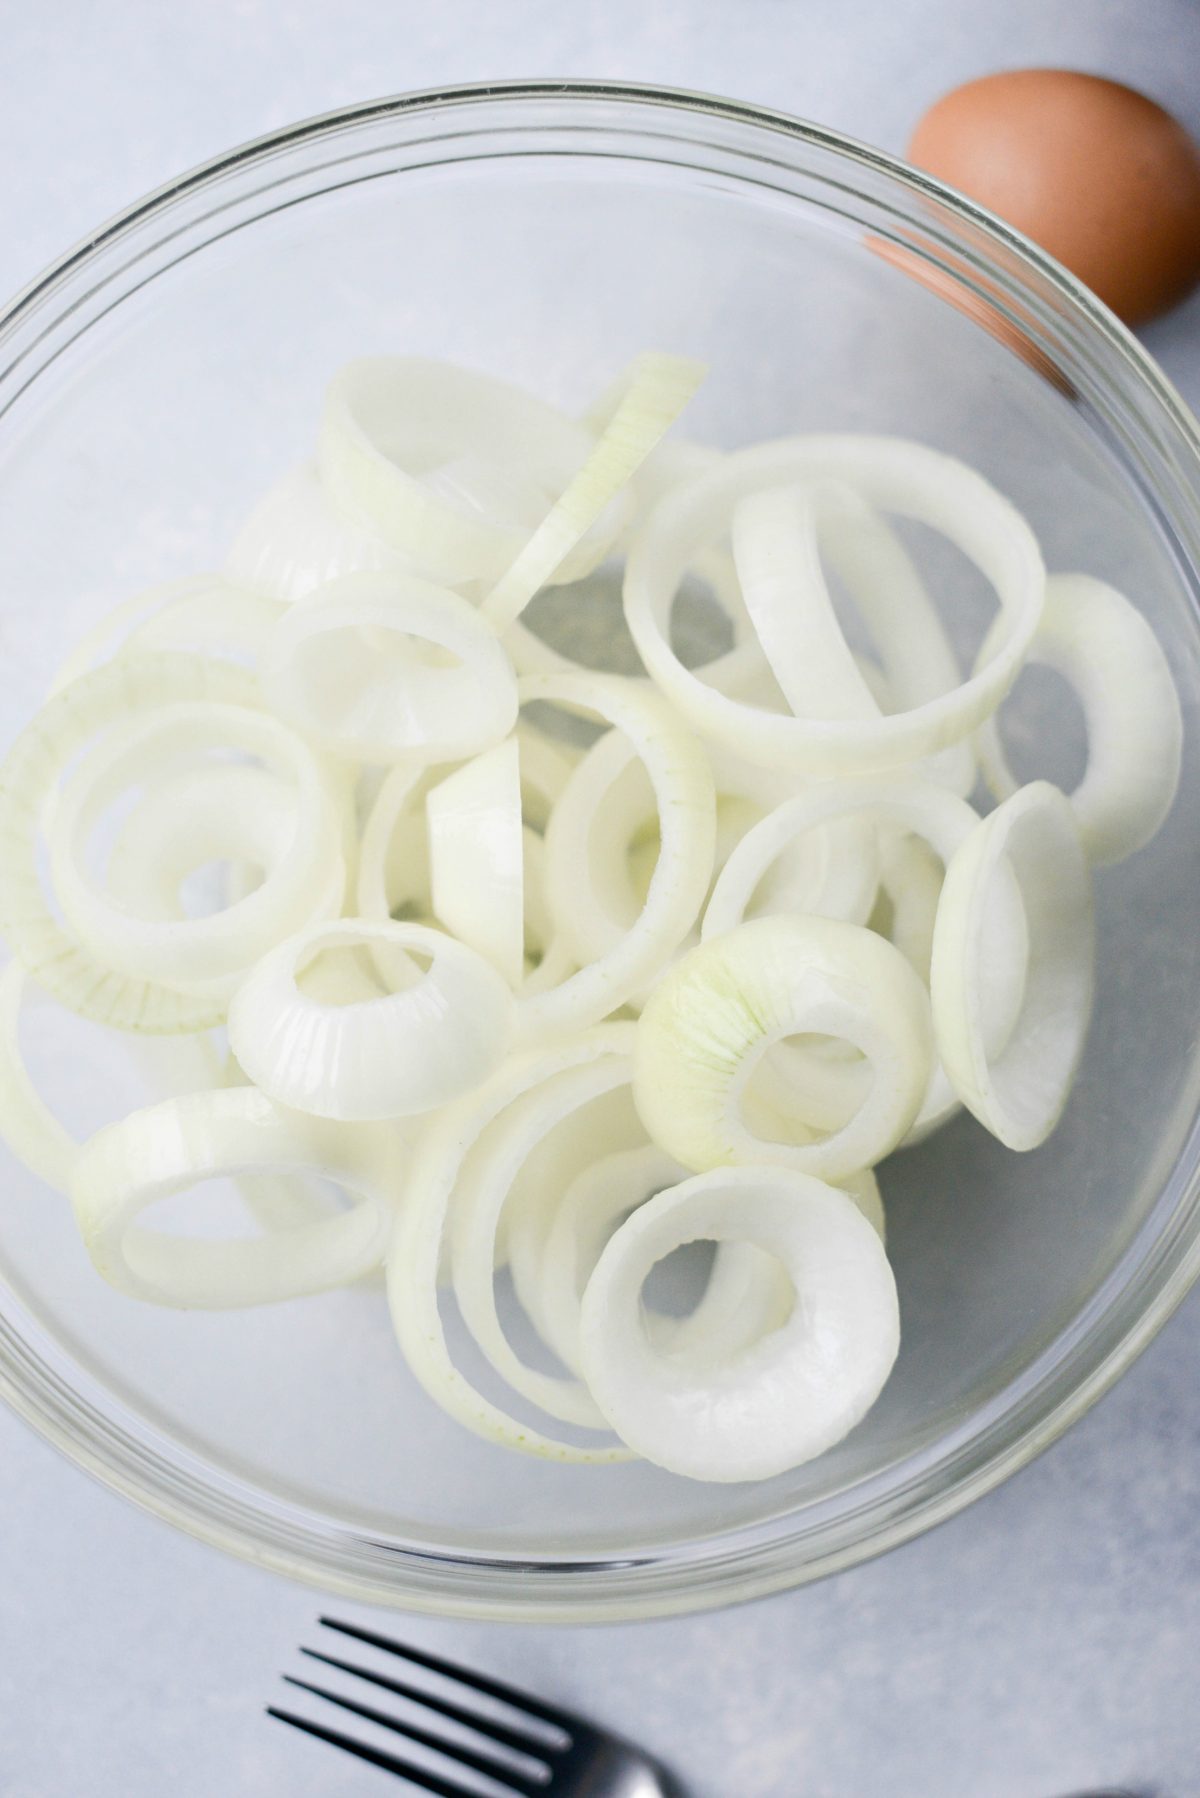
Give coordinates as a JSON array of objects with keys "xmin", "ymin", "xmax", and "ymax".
[{"xmin": 908, "ymin": 69, "xmax": 1200, "ymax": 327}]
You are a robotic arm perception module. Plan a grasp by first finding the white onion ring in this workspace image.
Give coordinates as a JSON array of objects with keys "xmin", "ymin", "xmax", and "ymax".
[
  {"xmin": 977, "ymin": 572, "xmax": 1182, "ymax": 865},
  {"xmin": 427, "ymin": 739, "xmax": 524, "ymax": 989},
  {"xmin": 49, "ymin": 704, "xmax": 346, "ymax": 997},
  {"xmin": 0, "ymin": 654, "xmax": 262, "ymax": 1031},
  {"xmin": 625, "ymin": 435, "xmax": 1044, "ymax": 776},
  {"xmin": 261, "ymin": 571, "xmax": 518, "ymax": 764},
  {"xmin": 483, "ymin": 352, "xmax": 705, "ymax": 632},
  {"xmin": 71, "ymin": 1086, "xmax": 400, "ymax": 1307},
  {"xmin": 578, "ymin": 1166, "xmax": 900, "ymax": 1481},
  {"xmin": 319, "ymin": 357, "xmax": 626, "ymax": 586},
  {"xmin": 229, "ymin": 917, "xmax": 515, "ymax": 1122},
  {"xmin": 635, "ymin": 915, "xmax": 933, "ymax": 1181},
  {"xmin": 516, "ymin": 672, "xmax": 716, "ymax": 1040},
  {"xmin": 387, "ymin": 1025, "xmax": 637, "ymax": 1461},
  {"xmin": 226, "ymin": 460, "xmax": 408, "ymax": 602},
  {"xmin": 931, "ymin": 780, "xmax": 1094, "ymax": 1151},
  {"xmin": 0, "ymin": 962, "xmax": 80, "ymax": 1194}
]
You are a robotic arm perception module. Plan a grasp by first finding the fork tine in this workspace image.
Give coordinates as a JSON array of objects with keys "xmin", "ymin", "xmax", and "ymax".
[
  {"xmin": 301, "ymin": 1648, "xmax": 554, "ymax": 1759},
  {"xmin": 282, "ymin": 1675, "xmax": 546, "ymax": 1794},
  {"xmin": 266, "ymin": 1707, "xmax": 480, "ymax": 1797},
  {"xmin": 320, "ymin": 1616, "xmax": 582, "ymax": 1734}
]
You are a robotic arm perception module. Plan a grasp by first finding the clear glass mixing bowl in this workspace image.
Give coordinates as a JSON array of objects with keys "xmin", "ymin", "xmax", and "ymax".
[{"xmin": 1, "ymin": 81, "xmax": 1199, "ymax": 1623}]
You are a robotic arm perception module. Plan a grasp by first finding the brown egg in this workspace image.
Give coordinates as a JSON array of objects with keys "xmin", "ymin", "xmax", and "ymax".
[{"xmin": 907, "ymin": 70, "xmax": 1200, "ymax": 326}]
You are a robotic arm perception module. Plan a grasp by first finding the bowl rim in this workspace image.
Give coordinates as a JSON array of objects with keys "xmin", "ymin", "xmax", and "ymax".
[{"xmin": 2, "ymin": 76, "xmax": 1200, "ymax": 1622}]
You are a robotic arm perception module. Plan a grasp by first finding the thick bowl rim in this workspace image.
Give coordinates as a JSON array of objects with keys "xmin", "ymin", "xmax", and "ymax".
[{"xmin": 2, "ymin": 77, "xmax": 1199, "ymax": 1622}]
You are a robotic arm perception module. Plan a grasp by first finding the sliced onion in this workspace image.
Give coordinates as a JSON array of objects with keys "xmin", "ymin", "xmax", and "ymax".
[
  {"xmin": 0, "ymin": 654, "xmax": 261, "ymax": 1031},
  {"xmin": 261, "ymin": 571, "xmax": 518, "ymax": 764},
  {"xmin": 49, "ymin": 705, "xmax": 346, "ymax": 997},
  {"xmin": 931, "ymin": 780, "xmax": 1094, "ymax": 1151},
  {"xmin": 226, "ymin": 460, "xmax": 408, "ymax": 602},
  {"xmin": 387, "ymin": 1025, "xmax": 637, "ymax": 1461},
  {"xmin": 482, "ymin": 352, "xmax": 705, "ymax": 633},
  {"xmin": 71, "ymin": 1086, "xmax": 400, "ymax": 1307},
  {"xmin": 625, "ymin": 435, "xmax": 1044, "ymax": 776},
  {"xmin": 450, "ymin": 1056, "xmax": 636, "ymax": 1428},
  {"xmin": 0, "ymin": 962, "xmax": 80, "ymax": 1193},
  {"xmin": 427, "ymin": 739, "xmax": 523, "ymax": 989},
  {"xmin": 515, "ymin": 672, "xmax": 716, "ymax": 1040},
  {"xmin": 319, "ymin": 357, "xmax": 627, "ymax": 586},
  {"xmin": 635, "ymin": 915, "xmax": 933, "ymax": 1181},
  {"xmin": 578, "ymin": 1166, "xmax": 900, "ymax": 1481},
  {"xmin": 228, "ymin": 917, "xmax": 514, "ymax": 1122},
  {"xmin": 976, "ymin": 572, "xmax": 1183, "ymax": 865}
]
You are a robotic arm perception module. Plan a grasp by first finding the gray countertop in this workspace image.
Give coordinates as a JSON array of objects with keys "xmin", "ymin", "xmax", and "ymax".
[{"xmin": 3, "ymin": 2, "xmax": 1200, "ymax": 1793}]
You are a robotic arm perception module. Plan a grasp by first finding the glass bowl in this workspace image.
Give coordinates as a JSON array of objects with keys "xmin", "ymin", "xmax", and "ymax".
[{"xmin": 2, "ymin": 80, "xmax": 1199, "ymax": 1624}]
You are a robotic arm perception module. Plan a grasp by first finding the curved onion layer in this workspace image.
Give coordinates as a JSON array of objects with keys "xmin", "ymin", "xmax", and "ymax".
[
  {"xmin": 516, "ymin": 672, "xmax": 717, "ymax": 1040},
  {"xmin": 226, "ymin": 460, "xmax": 407, "ymax": 602},
  {"xmin": 262, "ymin": 571, "xmax": 519, "ymax": 765},
  {"xmin": 635, "ymin": 915, "xmax": 933, "ymax": 1181},
  {"xmin": 0, "ymin": 653, "xmax": 263, "ymax": 1031},
  {"xmin": 977, "ymin": 572, "xmax": 1183, "ymax": 866},
  {"xmin": 931, "ymin": 781, "xmax": 1094, "ymax": 1152},
  {"xmin": 387, "ymin": 1026, "xmax": 637, "ymax": 1461},
  {"xmin": 427, "ymin": 739, "xmax": 523, "ymax": 989},
  {"xmin": 71, "ymin": 1086, "xmax": 400, "ymax": 1307},
  {"xmin": 578, "ymin": 1166, "xmax": 900, "ymax": 1481},
  {"xmin": 450, "ymin": 1056, "xmax": 636, "ymax": 1428},
  {"xmin": 625, "ymin": 435, "xmax": 1044, "ymax": 776},
  {"xmin": 228, "ymin": 918, "xmax": 515, "ymax": 1122},
  {"xmin": 49, "ymin": 705, "xmax": 346, "ymax": 998},
  {"xmin": 545, "ymin": 731, "xmax": 881, "ymax": 977},
  {"xmin": 482, "ymin": 352, "xmax": 706, "ymax": 632},
  {"xmin": 319, "ymin": 357, "xmax": 629, "ymax": 587},
  {"xmin": 703, "ymin": 777, "xmax": 1027, "ymax": 1144},
  {"xmin": 535, "ymin": 1147, "xmax": 885, "ymax": 1380},
  {"xmin": 48, "ymin": 576, "xmax": 260, "ymax": 696},
  {"xmin": 0, "ymin": 962, "xmax": 81, "ymax": 1193}
]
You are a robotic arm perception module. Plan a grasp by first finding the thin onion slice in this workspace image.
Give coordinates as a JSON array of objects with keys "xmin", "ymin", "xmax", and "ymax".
[
  {"xmin": 635, "ymin": 915, "xmax": 933, "ymax": 1180},
  {"xmin": 71, "ymin": 1086, "xmax": 400, "ymax": 1307},
  {"xmin": 579, "ymin": 1166, "xmax": 900, "ymax": 1481},
  {"xmin": 427, "ymin": 739, "xmax": 523, "ymax": 989},
  {"xmin": 319, "ymin": 357, "xmax": 627, "ymax": 586},
  {"xmin": 0, "ymin": 653, "xmax": 259, "ymax": 1032},
  {"xmin": 482, "ymin": 352, "xmax": 705, "ymax": 632},
  {"xmin": 387, "ymin": 1025, "xmax": 637, "ymax": 1461},
  {"xmin": 49, "ymin": 704, "xmax": 345, "ymax": 996},
  {"xmin": 229, "ymin": 918, "xmax": 515, "ymax": 1122},
  {"xmin": 450, "ymin": 1056, "xmax": 635, "ymax": 1428},
  {"xmin": 516, "ymin": 672, "xmax": 716, "ymax": 1040},
  {"xmin": 0, "ymin": 962, "xmax": 80, "ymax": 1193},
  {"xmin": 930, "ymin": 780, "xmax": 1094, "ymax": 1151},
  {"xmin": 261, "ymin": 571, "xmax": 518, "ymax": 765},
  {"xmin": 226, "ymin": 460, "xmax": 408, "ymax": 602},
  {"xmin": 977, "ymin": 572, "xmax": 1183, "ymax": 865},
  {"xmin": 625, "ymin": 435, "xmax": 1044, "ymax": 776}
]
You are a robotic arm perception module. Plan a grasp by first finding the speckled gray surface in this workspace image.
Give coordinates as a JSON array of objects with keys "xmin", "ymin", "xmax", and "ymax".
[{"xmin": 2, "ymin": 3, "xmax": 1200, "ymax": 1794}]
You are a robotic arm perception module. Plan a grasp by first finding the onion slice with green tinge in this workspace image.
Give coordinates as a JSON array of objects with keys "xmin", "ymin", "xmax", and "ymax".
[
  {"xmin": 70, "ymin": 1085, "xmax": 400, "ymax": 1307},
  {"xmin": 635, "ymin": 915, "xmax": 933, "ymax": 1181},
  {"xmin": 931, "ymin": 781, "xmax": 1094, "ymax": 1151},
  {"xmin": 482, "ymin": 352, "xmax": 706, "ymax": 632},
  {"xmin": 0, "ymin": 962, "xmax": 81, "ymax": 1193},
  {"xmin": 579, "ymin": 1165, "xmax": 900, "ymax": 1482}
]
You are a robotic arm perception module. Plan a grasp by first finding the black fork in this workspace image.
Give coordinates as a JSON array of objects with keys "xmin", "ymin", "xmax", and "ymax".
[{"xmin": 269, "ymin": 1616, "xmax": 681, "ymax": 1794}]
